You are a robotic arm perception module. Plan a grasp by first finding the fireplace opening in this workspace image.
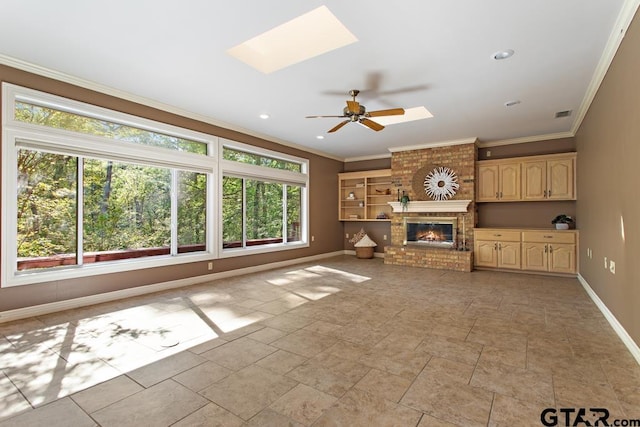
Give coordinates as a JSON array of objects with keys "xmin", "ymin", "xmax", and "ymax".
[{"xmin": 403, "ymin": 216, "xmax": 457, "ymax": 248}]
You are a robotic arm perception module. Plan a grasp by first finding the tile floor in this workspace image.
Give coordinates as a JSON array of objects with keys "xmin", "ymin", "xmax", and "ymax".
[{"xmin": 0, "ymin": 256, "xmax": 639, "ymax": 426}]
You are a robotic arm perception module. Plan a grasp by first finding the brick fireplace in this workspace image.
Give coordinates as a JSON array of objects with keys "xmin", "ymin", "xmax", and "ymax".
[{"xmin": 384, "ymin": 142, "xmax": 477, "ymax": 272}]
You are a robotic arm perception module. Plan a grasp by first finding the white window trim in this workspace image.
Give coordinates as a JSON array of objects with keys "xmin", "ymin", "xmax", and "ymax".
[{"xmin": 2, "ymin": 83, "xmax": 217, "ymax": 287}]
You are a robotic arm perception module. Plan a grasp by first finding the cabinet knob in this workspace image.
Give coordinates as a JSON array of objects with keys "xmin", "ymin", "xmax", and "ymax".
[
  {"xmin": 496, "ymin": 192, "xmax": 499, "ymax": 199},
  {"xmin": 544, "ymin": 190, "xmax": 547, "ymax": 198},
  {"xmin": 549, "ymin": 245, "xmax": 553, "ymax": 253},
  {"xmin": 494, "ymin": 234, "xmax": 502, "ymax": 237},
  {"xmin": 543, "ymin": 235, "xmax": 553, "ymax": 239},
  {"xmin": 494, "ymin": 242, "xmax": 498, "ymax": 250},
  {"xmin": 544, "ymin": 244, "xmax": 548, "ymax": 253}
]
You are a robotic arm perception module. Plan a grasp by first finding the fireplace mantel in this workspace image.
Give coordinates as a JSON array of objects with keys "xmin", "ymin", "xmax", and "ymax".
[{"xmin": 388, "ymin": 200, "xmax": 471, "ymax": 213}]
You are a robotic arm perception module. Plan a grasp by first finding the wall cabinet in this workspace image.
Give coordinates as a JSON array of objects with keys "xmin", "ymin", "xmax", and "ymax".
[
  {"xmin": 477, "ymin": 152, "xmax": 576, "ymax": 202},
  {"xmin": 474, "ymin": 230, "xmax": 521, "ymax": 269},
  {"xmin": 476, "ymin": 162, "xmax": 521, "ymax": 202},
  {"xmin": 338, "ymin": 169, "xmax": 394, "ymax": 221},
  {"xmin": 474, "ymin": 228, "xmax": 578, "ymax": 275},
  {"xmin": 522, "ymin": 155, "xmax": 575, "ymax": 200}
]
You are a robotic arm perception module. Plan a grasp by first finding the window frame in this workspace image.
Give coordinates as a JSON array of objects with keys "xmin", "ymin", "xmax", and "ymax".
[
  {"xmin": 218, "ymin": 139, "xmax": 309, "ymax": 258},
  {"xmin": 2, "ymin": 83, "xmax": 217, "ymax": 287}
]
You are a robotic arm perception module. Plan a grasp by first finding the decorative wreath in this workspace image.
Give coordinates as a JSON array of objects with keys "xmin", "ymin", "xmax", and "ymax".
[{"xmin": 424, "ymin": 166, "xmax": 459, "ymax": 201}]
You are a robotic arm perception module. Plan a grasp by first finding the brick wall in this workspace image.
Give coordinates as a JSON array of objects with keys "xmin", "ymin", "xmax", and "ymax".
[{"xmin": 384, "ymin": 142, "xmax": 477, "ymax": 272}]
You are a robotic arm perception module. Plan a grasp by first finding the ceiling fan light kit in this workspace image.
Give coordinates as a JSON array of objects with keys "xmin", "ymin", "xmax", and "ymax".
[{"xmin": 306, "ymin": 89, "xmax": 405, "ymax": 133}]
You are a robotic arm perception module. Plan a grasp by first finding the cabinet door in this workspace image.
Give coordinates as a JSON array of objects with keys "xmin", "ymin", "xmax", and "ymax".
[
  {"xmin": 499, "ymin": 163, "xmax": 521, "ymax": 201},
  {"xmin": 547, "ymin": 158, "xmax": 575, "ymax": 200},
  {"xmin": 521, "ymin": 242, "xmax": 548, "ymax": 271},
  {"xmin": 497, "ymin": 241, "xmax": 521, "ymax": 269},
  {"xmin": 522, "ymin": 161, "xmax": 547, "ymax": 200},
  {"xmin": 548, "ymin": 244, "xmax": 576, "ymax": 274},
  {"xmin": 474, "ymin": 240, "xmax": 498, "ymax": 267},
  {"xmin": 477, "ymin": 165, "xmax": 499, "ymax": 201}
]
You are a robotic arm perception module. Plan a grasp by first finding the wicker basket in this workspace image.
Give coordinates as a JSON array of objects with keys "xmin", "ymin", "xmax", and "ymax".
[{"xmin": 355, "ymin": 247, "xmax": 374, "ymax": 259}]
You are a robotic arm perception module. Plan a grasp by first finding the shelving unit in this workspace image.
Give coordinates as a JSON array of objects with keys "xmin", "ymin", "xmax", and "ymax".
[{"xmin": 338, "ymin": 169, "xmax": 394, "ymax": 221}]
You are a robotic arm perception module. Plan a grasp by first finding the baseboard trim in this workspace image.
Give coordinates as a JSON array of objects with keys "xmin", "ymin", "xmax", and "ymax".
[
  {"xmin": 0, "ymin": 250, "xmax": 345, "ymax": 324},
  {"xmin": 577, "ymin": 274, "xmax": 640, "ymax": 365}
]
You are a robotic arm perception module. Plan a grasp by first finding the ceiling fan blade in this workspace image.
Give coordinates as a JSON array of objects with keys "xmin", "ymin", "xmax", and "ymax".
[
  {"xmin": 306, "ymin": 115, "xmax": 347, "ymax": 118},
  {"xmin": 359, "ymin": 118, "xmax": 384, "ymax": 131},
  {"xmin": 367, "ymin": 108, "xmax": 405, "ymax": 117},
  {"xmin": 346, "ymin": 100, "xmax": 360, "ymax": 114},
  {"xmin": 328, "ymin": 120, "xmax": 350, "ymax": 133}
]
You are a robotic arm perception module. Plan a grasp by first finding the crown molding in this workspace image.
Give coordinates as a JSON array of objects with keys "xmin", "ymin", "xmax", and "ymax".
[
  {"xmin": 571, "ymin": 0, "xmax": 640, "ymax": 135},
  {"xmin": 0, "ymin": 54, "xmax": 344, "ymax": 163},
  {"xmin": 477, "ymin": 132, "xmax": 574, "ymax": 148},
  {"xmin": 344, "ymin": 152, "xmax": 392, "ymax": 162},
  {"xmin": 388, "ymin": 137, "xmax": 478, "ymax": 153}
]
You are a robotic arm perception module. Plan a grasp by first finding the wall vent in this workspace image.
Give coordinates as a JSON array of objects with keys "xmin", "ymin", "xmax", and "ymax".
[{"xmin": 555, "ymin": 110, "xmax": 572, "ymax": 118}]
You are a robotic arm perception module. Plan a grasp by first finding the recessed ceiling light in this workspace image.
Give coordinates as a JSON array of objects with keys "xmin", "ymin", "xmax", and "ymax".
[
  {"xmin": 227, "ymin": 6, "xmax": 358, "ymax": 74},
  {"xmin": 259, "ymin": 113, "xmax": 270, "ymax": 119},
  {"xmin": 492, "ymin": 49, "xmax": 515, "ymax": 60},
  {"xmin": 370, "ymin": 106, "xmax": 433, "ymax": 126},
  {"xmin": 316, "ymin": 135, "xmax": 325, "ymax": 140},
  {"xmin": 504, "ymin": 100, "xmax": 521, "ymax": 107}
]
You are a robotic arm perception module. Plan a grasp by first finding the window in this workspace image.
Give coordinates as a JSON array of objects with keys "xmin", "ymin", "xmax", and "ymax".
[
  {"xmin": 220, "ymin": 140, "xmax": 308, "ymax": 254},
  {"xmin": 223, "ymin": 147, "xmax": 302, "ymax": 172},
  {"xmin": 3, "ymin": 84, "xmax": 215, "ymax": 285},
  {"xmin": 2, "ymin": 84, "xmax": 309, "ymax": 286},
  {"xmin": 15, "ymin": 101, "xmax": 207, "ymax": 154}
]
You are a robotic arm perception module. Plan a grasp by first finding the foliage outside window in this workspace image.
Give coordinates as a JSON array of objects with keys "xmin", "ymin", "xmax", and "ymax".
[
  {"xmin": 222, "ymin": 177, "xmax": 303, "ymax": 249},
  {"xmin": 15, "ymin": 102, "xmax": 207, "ymax": 154},
  {"xmin": 223, "ymin": 147, "xmax": 302, "ymax": 172}
]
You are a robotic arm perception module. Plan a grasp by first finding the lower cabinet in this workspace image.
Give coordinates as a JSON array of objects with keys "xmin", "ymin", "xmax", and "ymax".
[
  {"xmin": 474, "ymin": 228, "xmax": 577, "ymax": 275},
  {"xmin": 521, "ymin": 231, "xmax": 576, "ymax": 274},
  {"xmin": 474, "ymin": 230, "xmax": 521, "ymax": 270}
]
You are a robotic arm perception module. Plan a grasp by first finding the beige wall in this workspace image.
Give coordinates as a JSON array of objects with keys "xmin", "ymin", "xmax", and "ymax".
[
  {"xmin": 575, "ymin": 10, "xmax": 640, "ymax": 346},
  {"xmin": 0, "ymin": 65, "xmax": 344, "ymax": 312}
]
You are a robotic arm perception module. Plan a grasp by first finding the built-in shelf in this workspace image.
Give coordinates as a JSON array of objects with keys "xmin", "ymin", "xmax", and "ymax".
[{"xmin": 338, "ymin": 169, "xmax": 394, "ymax": 221}]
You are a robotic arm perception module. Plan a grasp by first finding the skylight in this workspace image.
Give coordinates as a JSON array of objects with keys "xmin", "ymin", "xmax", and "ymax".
[
  {"xmin": 370, "ymin": 106, "xmax": 433, "ymax": 126},
  {"xmin": 227, "ymin": 6, "xmax": 358, "ymax": 74}
]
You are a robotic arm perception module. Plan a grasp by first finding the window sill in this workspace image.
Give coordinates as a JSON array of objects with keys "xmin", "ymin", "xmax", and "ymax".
[
  {"xmin": 220, "ymin": 241, "xmax": 309, "ymax": 259},
  {"xmin": 5, "ymin": 251, "xmax": 213, "ymax": 287}
]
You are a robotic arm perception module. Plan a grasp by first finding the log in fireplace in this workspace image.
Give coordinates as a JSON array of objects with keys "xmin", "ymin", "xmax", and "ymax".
[{"xmin": 403, "ymin": 216, "xmax": 457, "ymax": 248}]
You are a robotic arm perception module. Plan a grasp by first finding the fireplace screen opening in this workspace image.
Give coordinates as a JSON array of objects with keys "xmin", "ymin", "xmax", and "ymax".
[{"xmin": 403, "ymin": 216, "xmax": 457, "ymax": 248}]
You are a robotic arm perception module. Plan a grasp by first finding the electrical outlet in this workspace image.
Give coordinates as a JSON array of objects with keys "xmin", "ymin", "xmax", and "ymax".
[
  {"xmin": 346, "ymin": 233, "xmax": 349, "ymax": 239},
  {"xmin": 610, "ymin": 260, "xmax": 616, "ymax": 274},
  {"xmin": 604, "ymin": 257, "xmax": 608, "ymax": 269},
  {"xmin": 207, "ymin": 262, "xmax": 213, "ymax": 271},
  {"xmin": 311, "ymin": 235, "xmax": 315, "ymax": 242},
  {"xmin": 383, "ymin": 234, "xmax": 387, "ymax": 240},
  {"xmin": 589, "ymin": 248, "xmax": 593, "ymax": 259},
  {"xmin": 486, "ymin": 150, "xmax": 492, "ymax": 157}
]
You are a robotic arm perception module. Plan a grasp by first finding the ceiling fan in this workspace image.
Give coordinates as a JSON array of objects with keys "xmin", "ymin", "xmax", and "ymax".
[{"xmin": 306, "ymin": 89, "xmax": 405, "ymax": 133}]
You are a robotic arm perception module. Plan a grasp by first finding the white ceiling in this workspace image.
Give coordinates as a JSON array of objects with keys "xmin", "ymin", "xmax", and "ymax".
[{"xmin": 0, "ymin": 1, "xmax": 636, "ymax": 160}]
